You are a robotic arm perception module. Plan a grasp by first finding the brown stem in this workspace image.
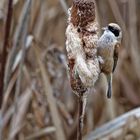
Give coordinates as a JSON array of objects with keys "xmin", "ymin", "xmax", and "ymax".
[
  {"xmin": 77, "ymin": 93, "xmax": 88, "ymax": 140},
  {"xmin": 0, "ymin": 0, "xmax": 13, "ymax": 108},
  {"xmin": 77, "ymin": 95, "xmax": 83, "ymax": 140}
]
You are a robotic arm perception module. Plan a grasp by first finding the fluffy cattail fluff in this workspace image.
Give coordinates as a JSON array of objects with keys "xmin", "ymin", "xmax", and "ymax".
[{"xmin": 66, "ymin": 0, "xmax": 100, "ymax": 95}]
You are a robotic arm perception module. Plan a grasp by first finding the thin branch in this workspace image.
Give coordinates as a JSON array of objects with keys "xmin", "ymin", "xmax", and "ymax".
[
  {"xmin": 77, "ymin": 96, "xmax": 83, "ymax": 140},
  {"xmin": 9, "ymin": 88, "xmax": 33, "ymax": 140},
  {"xmin": 84, "ymin": 107, "xmax": 140, "ymax": 140},
  {"xmin": 0, "ymin": 0, "xmax": 13, "ymax": 108},
  {"xmin": 57, "ymin": 100, "xmax": 73, "ymax": 126},
  {"xmin": 25, "ymin": 126, "xmax": 56, "ymax": 140},
  {"xmin": 12, "ymin": 35, "xmax": 33, "ymax": 72},
  {"xmin": 14, "ymin": 0, "xmax": 31, "ymax": 108},
  {"xmin": 1, "ymin": 71, "xmax": 18, "ymax": 116},
  {"xmin": 0, "ymin": 70, "xmax": 17, "ymax": 140},
  {"xmin": 59, "ymin": 0, "xmax": 68, "ymax": 15},
  {"xmin": 77, "ymin": 93, "xmax": 88, "ymax": 140},
  {"xmin": 4, "ymin": 0, "xmax": 32, "ymax": 91}
]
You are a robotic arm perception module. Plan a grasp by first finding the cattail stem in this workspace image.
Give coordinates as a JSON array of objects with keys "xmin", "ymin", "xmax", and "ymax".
[
  {"xmin": 77, "ymin": 93, "xmax": 88, "ymax": 140},
  {"xmin": 66, "ymin": 0, "xmax": 100, "ymax": 139},
  {"xmin": 0, "ymin": 0, "xmax": 13, "ymax": 108},
  {"xmin": 77, "ymin": 95, "xmax": 83, "ymax": 140}
]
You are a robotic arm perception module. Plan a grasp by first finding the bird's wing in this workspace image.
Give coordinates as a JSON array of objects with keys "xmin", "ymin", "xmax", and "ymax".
[{"xmin": 112, "ymin": 43, "xmax": 120, "ymax": 72}]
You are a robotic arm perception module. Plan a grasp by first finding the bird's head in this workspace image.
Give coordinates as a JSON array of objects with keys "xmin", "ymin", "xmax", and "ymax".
[{"xmin": 102, "ymin": 23, "xmax": 122, "ymax": 43}]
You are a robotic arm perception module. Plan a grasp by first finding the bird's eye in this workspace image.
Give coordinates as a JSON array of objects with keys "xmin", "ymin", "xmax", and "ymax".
[{"xmin": 108, "ymin": 25, "xmax": 120, "ymax": 37}]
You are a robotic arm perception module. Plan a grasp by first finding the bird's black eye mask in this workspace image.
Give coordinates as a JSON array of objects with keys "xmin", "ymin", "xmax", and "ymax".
[{"xmin": 108, "ymin": 25, "xmax": 120, "ymax": 37}]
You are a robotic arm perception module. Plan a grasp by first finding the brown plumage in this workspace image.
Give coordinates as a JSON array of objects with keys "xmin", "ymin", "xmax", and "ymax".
[{"xmin": 97, "ymin": 23, "xmax": 122, "ymax": 98}]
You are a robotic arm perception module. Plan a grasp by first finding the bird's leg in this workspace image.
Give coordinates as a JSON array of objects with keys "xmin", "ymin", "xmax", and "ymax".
[{"xmin": 106, "ymin": 73, "xmax": 112, "ymax": 98}]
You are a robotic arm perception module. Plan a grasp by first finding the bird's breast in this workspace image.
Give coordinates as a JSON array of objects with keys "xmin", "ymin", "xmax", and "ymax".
[
  {"xmin": 98, "ymin": 46, "xmax": 114, "ymax": 58},
  {"xmin": 101, "ymin": 58, "xmax": 114, "ymax": 74},
  {"xmin": 98, "ymin": 47, "xmax": 114, "ymax": 74}
]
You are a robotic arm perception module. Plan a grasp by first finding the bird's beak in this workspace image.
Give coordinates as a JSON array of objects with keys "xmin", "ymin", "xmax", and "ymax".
[{"xmin": 102, "ymin": 27, "xmax": 107, "ymax": 30}]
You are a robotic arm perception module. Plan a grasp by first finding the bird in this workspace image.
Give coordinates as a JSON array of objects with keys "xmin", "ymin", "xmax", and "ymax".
[{"xmin": 97, "ymin": 23, "xmax": 122, "ymax": 98}]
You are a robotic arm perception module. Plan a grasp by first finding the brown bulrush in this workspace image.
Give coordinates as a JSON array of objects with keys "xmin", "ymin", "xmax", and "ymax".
[{"xmin": 65, "ymin": 0, "xmax": 100, "ymax": 139}]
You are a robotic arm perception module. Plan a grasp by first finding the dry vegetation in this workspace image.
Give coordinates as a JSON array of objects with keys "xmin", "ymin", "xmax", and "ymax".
[{"xmin": 0, "ymin": 0, "xmax": 140, "ymax": 140}]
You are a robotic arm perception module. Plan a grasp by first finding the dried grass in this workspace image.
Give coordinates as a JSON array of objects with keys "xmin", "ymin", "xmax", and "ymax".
[{"xmin": 0, "ymin": 0, "xmax": 140, "ymax": 140}]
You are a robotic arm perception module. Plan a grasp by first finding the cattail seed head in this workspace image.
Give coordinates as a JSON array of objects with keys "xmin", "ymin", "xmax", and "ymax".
[{"xmin": 71, "ymin": 0, "xmax": 96, "ymax": 27}]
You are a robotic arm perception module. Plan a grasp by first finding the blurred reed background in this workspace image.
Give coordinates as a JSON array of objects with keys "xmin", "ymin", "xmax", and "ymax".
[{"xmin": 0, "ymin": 0, "xmax": 140, "ymax": 140}]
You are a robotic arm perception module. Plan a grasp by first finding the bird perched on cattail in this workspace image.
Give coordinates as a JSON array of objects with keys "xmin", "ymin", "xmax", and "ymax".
[{"xmin": 97, "ymin": 23, "xmax": 122, "ymax": 98}]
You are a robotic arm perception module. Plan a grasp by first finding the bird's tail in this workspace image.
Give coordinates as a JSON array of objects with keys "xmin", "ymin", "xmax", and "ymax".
[{"xmin": 106, "ymin": 74, "xmax": 112, "ymax": 98}]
